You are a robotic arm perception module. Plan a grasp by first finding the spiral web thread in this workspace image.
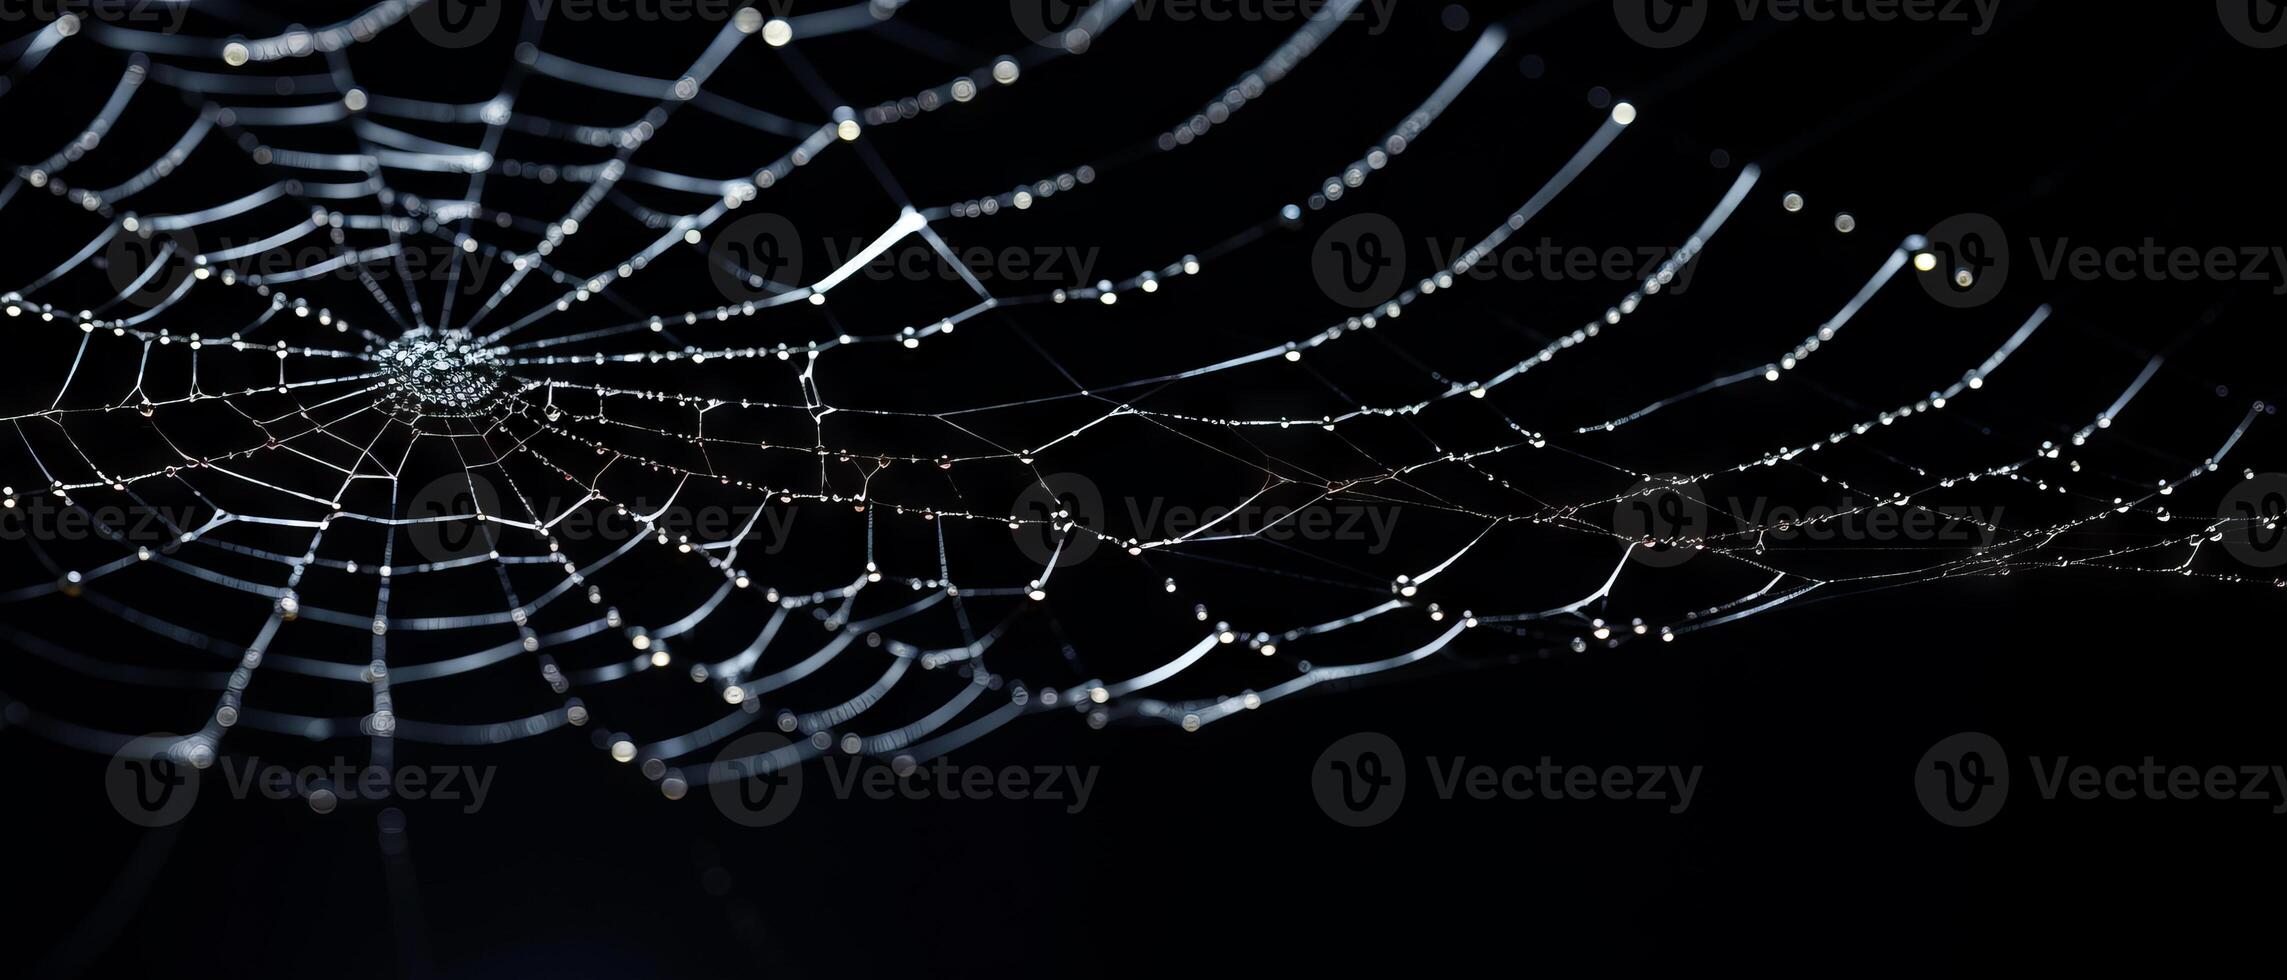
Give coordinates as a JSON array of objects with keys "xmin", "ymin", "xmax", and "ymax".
[{"xmin": 0, "ymin": 1, "xmax": 2277, "ymax": 796}]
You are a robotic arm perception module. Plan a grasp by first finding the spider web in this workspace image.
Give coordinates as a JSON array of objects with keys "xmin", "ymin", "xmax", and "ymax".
[{"xmin": 0, "ymin": 0, "xmax": 2278, "ymax": 804}]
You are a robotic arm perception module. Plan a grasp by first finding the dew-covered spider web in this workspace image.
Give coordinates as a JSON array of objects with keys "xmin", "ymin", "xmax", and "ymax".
[{"xmin": 0, "ymin": 0, "xmax": 2279, "ymax": 802}]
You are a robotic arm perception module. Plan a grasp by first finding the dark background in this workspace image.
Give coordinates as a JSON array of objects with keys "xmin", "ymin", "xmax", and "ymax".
[{"xmin": 4, "ymin": 0, "xmax": 2285, "ymax": 975}]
